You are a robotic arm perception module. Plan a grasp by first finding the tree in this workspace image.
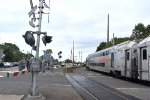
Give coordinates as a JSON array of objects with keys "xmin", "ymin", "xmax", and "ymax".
[
  {"xmin": 40, "ymin": 55, "xmax": 44, "ymax": 60},
  {"xmin": 65, "ymin": 59, "xmax": 72, "ymax": 63},
  {"xmin": 145, "ymin": 25, "xmax": 150, "ymax": 37},
  {"xmin": 113, "ymin": 37, "xmax": 130, "ymax": 45},
  {"xmin": 53, "ymin": 58, "xmax": 59, "ymax": 65},
  {"xmin": 96, "ymin": 23, "xmax": 150, "ymax": 52},
  {"xmin": 130, "ymin": 23, "xmax": 147, "ymax": 39},
  {"xmin": 46, "ymin": 49, "xmax": 53, "ymax": 53},
  {"xmin": 0, "ymin": 43, "xmax": 25, "ymax": 62},
  {"xmin": 96, "ymin": 37, "xmax": 130, "ymax": 52},
  {"xmin": 96, "ymin": 42, "xmax": 107, "ymax": 51}
]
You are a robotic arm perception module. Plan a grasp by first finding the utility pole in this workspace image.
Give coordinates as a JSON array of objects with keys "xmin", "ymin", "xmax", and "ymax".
[
  {"xmin": 81, "ymin": 51, "xmax": 82, "ymax": 63},
  {"xmin": 112, "ymin": 33, "xmax": 115, "ymax": 46},
  {"xmin": 107, "ymin": 14, "xmax": 109, "ymax": 45},
  {"xmin": 78, "ymin": 51, "xmax": 80, "ymax": 62},
  {"xmin": 70, "ymin": 49, "xmax": 72, "ymax": 61},
  {"xmin": 73, "ymin": 40, "xmax": 74, "ymax": 66}
]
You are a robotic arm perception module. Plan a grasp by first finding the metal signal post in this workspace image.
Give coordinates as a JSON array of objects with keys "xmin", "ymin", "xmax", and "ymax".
[
  {"xmin": 31, "ymin": 0, "xmax": 43, "ymax": 96},
  {"xmin": 22, "ymin": 0, "xmax": 51, "ymax": 99}
]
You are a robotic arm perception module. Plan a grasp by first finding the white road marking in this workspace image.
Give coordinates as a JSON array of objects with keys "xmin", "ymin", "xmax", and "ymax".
[
  {"xmin": 0, "ymin": 94, "xmax": 24, "ymax": 100},
  {"xmin": 47, "ymin": 84, "xmax": 71, "ymax": 87},
  {"xmin": 0, "ymin": 71, "xmax": 12, "ymax": 73}
]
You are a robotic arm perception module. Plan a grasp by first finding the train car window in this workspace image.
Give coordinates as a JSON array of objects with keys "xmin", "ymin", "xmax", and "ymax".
[
  {"xmin": 96, "ymin": 63, "xmax": 99, "ymax": 66},
  {"xmin": 106, "ymin": 50, "xmax": 109, "ymax": 55},
  {"xmin": 127, "ymin": 52, "xmax": 130, "ymax": 61},
  {"xmin": 143, "ymin": 49, "xmax": 147, "ymax": 60},
  {"xmin": 102, "ymin": 63, "xmax": 105, "ymax": 67},
  {"xmin": 103, "ymin": 52, "xmax": 105, "ymax": 56},
  {"xmin": 106, "ymin": 51, "xmax": 108, "ymax": 55}
]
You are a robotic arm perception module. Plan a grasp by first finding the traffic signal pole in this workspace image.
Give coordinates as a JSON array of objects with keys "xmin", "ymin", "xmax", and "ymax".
[{"xmin": 31, "ymin": 0, "xmax": 43, "ymax": 96}]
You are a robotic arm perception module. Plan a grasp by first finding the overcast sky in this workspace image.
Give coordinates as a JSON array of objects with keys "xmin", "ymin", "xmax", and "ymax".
[{"xmin": 0, "ymin": 0, "xmax": 150, "ymax": 62}]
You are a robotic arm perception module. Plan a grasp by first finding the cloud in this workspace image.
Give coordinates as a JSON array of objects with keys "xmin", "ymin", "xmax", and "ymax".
[{"xmin": 0, "ymin": 0, "xmax": 150, "ymax": 62}]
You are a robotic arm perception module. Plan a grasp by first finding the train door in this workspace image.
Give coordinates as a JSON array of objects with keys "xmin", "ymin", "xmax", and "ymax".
[
  {"xmin": 111, "ymin": 53, "xmax": 114, "ymax": 68},
  {"xmin": 131, "ymin": 49, "xmax": 138, "ymax": 79},
  {"xmin": 140, "ymin": 47, "xmax": 149, "ymax": 80},
  {"xmin": 125, "ymin": 50, "xmax": 131, "ymax": 77}
]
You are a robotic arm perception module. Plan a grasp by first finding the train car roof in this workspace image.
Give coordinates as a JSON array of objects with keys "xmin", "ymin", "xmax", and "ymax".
[
  {"xmin": 87, "ymin": 40, "xmax": 137, "ymax": 58},
  {"xmin": 114, "ymin": 40, "xmax": 136, "ymax": 50},
  {"xmin": 87, "ymin": 46, "xmax": 115, "ymax": 58},
  {"xmin": 138, "ymin": 35, "xmax": 150, "ymax": 47}
]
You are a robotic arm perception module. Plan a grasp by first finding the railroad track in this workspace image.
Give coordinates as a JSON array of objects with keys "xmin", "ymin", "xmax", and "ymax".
[{"xmin": 65, "ymin": 67, "xmax": 139, "ymax": 100}]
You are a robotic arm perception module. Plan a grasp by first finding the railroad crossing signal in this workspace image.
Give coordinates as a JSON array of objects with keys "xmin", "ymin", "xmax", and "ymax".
[
  {"xmin": 58, "ymin": 51, "xmax": 62, "ymax": 55},
  {"xmin": 29, "ymin": 19, "xmax": 36, "ymax": 28},
  {"xmin": 29, "ymin": 0, "xmax": 36, "ymax": 22},
  {"xmin": 58, "ymin": 51, "xmax": 62, "ymax": 59},
  {"xmin": 22, "ymin": 0, "xmax": 51, "ymax": 98},
  {"xmin": 42, "ymin": 35, "xmax": 52, "ymax": 46},
  {"xmin": 23, "ymin": 31, "xmax": 35, "ymax": 47},
  {"xmin": 28, "ymin": 5, "xmax": 37, "ymax": 17}
]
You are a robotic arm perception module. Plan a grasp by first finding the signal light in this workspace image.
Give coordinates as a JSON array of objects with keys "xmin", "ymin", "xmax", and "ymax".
[
  {"xmin": 59, "ymin": 55, "xmax": 62, "ymax": 58},
  {"xmin": 58, "ymin": 51, "xmax": 62, "ymax": 59},
  {"xmin": 58, "ymin": 51, "xmax": 62, "ymax": 55},
  {"xmin": 42, "ymin": 35, "xmax": 52, "ymax": 46},
  {"xmin": 23, "ymin": 31, "xmax": 35, "ymax": 47}
]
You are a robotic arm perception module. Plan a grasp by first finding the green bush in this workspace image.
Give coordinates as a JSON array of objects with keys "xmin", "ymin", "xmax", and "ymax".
[{"xmin": 0, "ymin": 63, "xmax": 4, "ymax": 68}]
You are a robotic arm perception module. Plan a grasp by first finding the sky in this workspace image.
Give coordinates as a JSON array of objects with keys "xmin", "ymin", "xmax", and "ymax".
[{"xmin": 0, "ymin": 0, "xmax": 150, "ymax": 62}]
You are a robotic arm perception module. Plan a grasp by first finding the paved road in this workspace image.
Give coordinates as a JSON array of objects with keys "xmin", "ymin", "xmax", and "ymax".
[
  {"xmin": 1, "ymin": 66, "xmax": 149, "ymax": 100},
  {"xmin": 0, "ymin": 67, "xmax": 82, "ymax": 100}
]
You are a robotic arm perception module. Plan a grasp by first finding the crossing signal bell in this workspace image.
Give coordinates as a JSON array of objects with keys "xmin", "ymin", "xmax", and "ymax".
[
  {"xmin": 42, "ymin": 35, "xmax": 52, "ymax": 46},
  {"xmin": 23, "ymin": 31, "xmax": 35, "ymax": 47}
]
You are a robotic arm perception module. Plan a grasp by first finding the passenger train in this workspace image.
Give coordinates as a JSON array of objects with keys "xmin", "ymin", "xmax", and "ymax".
[{"xmin": 86, "ymin": 36, "xmax": 150, "ymax": 81}]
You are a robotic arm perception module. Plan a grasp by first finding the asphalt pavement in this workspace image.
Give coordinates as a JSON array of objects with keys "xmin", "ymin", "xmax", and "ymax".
[
  {"xmin": 1, "ymin": 66, "xmax": 149, "ymax": 100},
  {"xmin": 0, "ymin": 67, "xmax": 83, "ymax": 100}
]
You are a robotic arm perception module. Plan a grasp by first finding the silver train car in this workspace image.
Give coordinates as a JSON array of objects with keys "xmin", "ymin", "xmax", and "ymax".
[{"xmin": 86, "ymin": 36, "xmax": 150, "ymax": 81}]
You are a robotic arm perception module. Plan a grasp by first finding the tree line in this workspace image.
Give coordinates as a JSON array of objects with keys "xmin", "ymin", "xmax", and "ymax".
[
  {"xmin": 0, "ymin": 42, "xmax": 60, "ymax": 65},
  {"xmin": 0, "ymin": 43, "xmax": 56, "ymax": 62},
  {"xmin": 0, "ymin": 43, "xmax": 33, "ymax": 62},
  {"xmin": 96, "ymin": 23, "xmax": 150, "ymax": 52}
]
